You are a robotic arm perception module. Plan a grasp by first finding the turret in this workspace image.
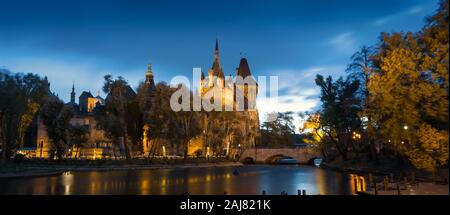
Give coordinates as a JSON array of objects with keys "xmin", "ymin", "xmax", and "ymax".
[
  {"xmin": 210, "ymin": 38, "xmax": 225, "ymax": 87},
  {"xmin": 235, "ymin": 57, "xmax": 258, "ymax": 110},
  {"xmin": 70, "ymin": 81, "xmax": 76, "ymax": 104},
  {"xmin": 145, "ymin": 63, "xmax": 154, "ymax": 86}
]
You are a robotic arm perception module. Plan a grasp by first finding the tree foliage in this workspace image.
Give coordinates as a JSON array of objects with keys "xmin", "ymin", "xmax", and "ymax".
[
  {"xmin": 261, "ymin": 112, "xmax": 296, "ymax": 148},
  {"xmin": 0, "ymin": 70, "xmax": 49, "ymax": 160},
  {"xmin": 367, "ymin": 0, "xmax": 449, "ymax": 172},
  {"xmin": 97, "ymin": 75, "xmax": 139, "ymax": 160},
  {"xmin": 40, "ymin": 97, "xmax": 75, "ymax": 160},
  {"xmin": 314, "ymin": 75, "xmax": 361, "ymax": 160}
]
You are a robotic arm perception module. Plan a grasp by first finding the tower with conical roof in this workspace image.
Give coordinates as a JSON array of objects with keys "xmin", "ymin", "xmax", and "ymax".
[
  {"xmin": 145, "ymin": 63, "xmax": 155, "ymax": 86},
  {"xmin": 208, "ymin": 38, "xmax": 225, "ymax": 88},
  {"xmin": 235, "ymin": 57, "xmax": 258, "ymax": 110},
  {"xmin": 70, "ymin": 81, "xmax": 76, "ymax": 104}
]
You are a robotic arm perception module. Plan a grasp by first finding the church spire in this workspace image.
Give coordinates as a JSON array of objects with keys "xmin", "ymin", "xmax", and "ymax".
[
  {"xmin": 145, "ymin": 63, "xmax": 155, "ymax": 89},
  {"xmin": 146, "ymin": 63, "xmax": 154, "ymax": 84},
  {"xmin": 215, "ymin": 37, "xmax": 219, "ymax": 59},
  {"xmin": 211, "ymin": 37, "xmax": 224, "ymax": 79},
  {"xmin": 147, "ymin": 63, "xmax": 153, "ymax": 76},
  {"xmin": 70, "ymin": 81, "xmax": 76, "ymax": 104}
]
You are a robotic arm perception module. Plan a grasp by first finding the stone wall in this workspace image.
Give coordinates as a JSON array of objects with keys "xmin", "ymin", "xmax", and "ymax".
[{"xmin": 239, "ymin": 147, "xmax": 321, "ymax": 164}]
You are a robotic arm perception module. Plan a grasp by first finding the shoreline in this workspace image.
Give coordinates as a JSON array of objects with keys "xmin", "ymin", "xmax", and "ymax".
[
  {"xmin": 320, "ymin": 162, "xmax": 392, "ymax": 176},
  {"xmin": 0, "ymin": 162, "xmax": 243, "ymax": 179},
  {"xmin": 321, "ymin": 162, "xmax": 449, "ymax": 195}
]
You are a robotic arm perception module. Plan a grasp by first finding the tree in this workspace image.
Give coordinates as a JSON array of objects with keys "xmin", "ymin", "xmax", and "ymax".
[
  {"xmin": 100, "ymin": 75, "xmax": 137, "ymax": 160},
  {"xmin": 0, "ymin": 71, "xmax": 48, "ymax": 160},
  {"xmin": 138, "ymin": 82, "xmax": 177, "ymax": 160},
  {"xmin": 203, "ymin": 111, "xmax": 225, "ymax": 157},
  {"xmin": 40, "ymin": 97, "xmax": 75, "ymax": 160},
  {"xmin": 220, "ymin": 111, "xmax": 242, "ymax": 157},
  {"xmin": 367, "ymin": 0, "xmax": 448, "ymax": 172},
  {"xmin": 204, "ymin": 110, "xmax": 243, "ymax": 157},
  {"xmin": 346, "ymin": 46, "xmax": 375, "ymax": 100},
  {"xmin": 68, "ymin": 124, "xmax": 89, "ymax": 158},
  {"xmin": 315, "ymin": 75, "xmax": 361, "ymax": 160},
  {"xmin": 346, "ymin": 46, "xmax": 379, "ymax": 162},
  {"xmin": 172, "ymin": 85, "xmax": 202, "ymax": 158},
  {"xmin": 299, "ymin": 112, "xmax": 328, "ymax": 158},
  {"xmin": 95, "ymin": 112, "xmax": 125, "ymax": 159},
  {"xmin": 261, "ymin": 112, "xmax": 296, "ymax": 148}
]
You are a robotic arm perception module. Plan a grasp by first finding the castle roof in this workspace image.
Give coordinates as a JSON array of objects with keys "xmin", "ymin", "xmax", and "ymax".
[
  {"xmin": 104, "ymin": 85, "xmax": 136, "ymax": 102},
  {"xmin": 80, "ymin": 91, "xmax": 94, "ymax": 98},
  {"xmin": 95, "ymin": 95, "xmax": 105, "ymax": 104},
  {"xmin": 211, "ymin": 38, "xmax": 225, "ymax": 79},
  {"xmin": 236, "ymin": 57, "xmax": 257, "ymax": 85},
  {"xmin": 237, "ymin": 58, "xmax": 252, "ymax": 77}
]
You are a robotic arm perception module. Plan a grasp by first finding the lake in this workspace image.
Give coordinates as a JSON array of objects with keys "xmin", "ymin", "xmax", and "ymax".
[{"xmin": 0, "ymin": 165, "xmax": 356, "ymax": 195}]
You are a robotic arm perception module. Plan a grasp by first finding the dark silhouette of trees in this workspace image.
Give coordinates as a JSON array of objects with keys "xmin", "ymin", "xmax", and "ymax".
[{"xmin": 0, "ymin": 71, "xmax": 49, "ymax": 160}]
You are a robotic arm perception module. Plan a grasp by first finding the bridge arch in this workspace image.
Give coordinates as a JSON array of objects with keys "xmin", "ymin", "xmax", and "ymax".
[
  {"xmin": 306, "ymin": 156, "xmax": 322, "ymax": 165},
  {"xmin": 242, "ymin": 157, "xmax": 255, "ymax": 164},
  {"xmin": 238, "ymin": 148, "xmax": 321, "ymax": 164},
  {"xmin": 264, "ymin": 154, "xmax": 286, "ymax": 164}
]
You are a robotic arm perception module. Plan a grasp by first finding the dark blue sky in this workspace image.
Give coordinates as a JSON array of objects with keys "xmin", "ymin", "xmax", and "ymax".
[{"xmin": 0, "ymin": 0, "xmax": 439, "ymax": 128}]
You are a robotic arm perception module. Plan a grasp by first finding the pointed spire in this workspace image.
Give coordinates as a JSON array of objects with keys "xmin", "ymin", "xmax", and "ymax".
[
  {"xmin": 147, "ymin": 63, "xmax": 153, "ymax": 76},
  {"xmin": 70, "ymin": 81, "xmax": 76, "ymax": 104},
  {"xmin": 237, "ymin": 57, "xmax": 252, "ymax": 77},
  {"xmin": 145, "ymin": 63, "xmax": 155, "ymax": 87},
  {"xmin": 211, "ymin": 36, "xmax": 224, "ymax": 79},
  {"xmin": 215, "ymin": 37, "xmax": 219, "ymax": 52},
  {"xmin": 214, "ymin": 36, "xmax": 219, "ymax": 60}
]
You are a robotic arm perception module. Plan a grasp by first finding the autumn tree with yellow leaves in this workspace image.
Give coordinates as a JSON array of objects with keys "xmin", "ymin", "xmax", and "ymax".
[
  {"xmin": 367, "ymin": 0, "xmax": 449, "ymax": 172},
  {"xmin": 306, "ymin": 0, "xmax": 448, "ymax": 172}
]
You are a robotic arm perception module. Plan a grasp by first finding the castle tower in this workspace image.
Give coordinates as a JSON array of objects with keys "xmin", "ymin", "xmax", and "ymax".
[
  {"xmin": 142, "ymin": 63, "xmax": 157, "ymax": 156},
  {"xmin": 145, "ymin": 63, "xmax": 155, "ymax": 86},
  {"xmin": 208, "ymin": 38, "xmax": 225, "ymax": 88},
  {"xmin": 70, "ymin": 81, "xmax": 76, "ymax": 104},
  {"xmin": 235, "ymin": 57, "xmax": 258, "ymax": 110}
]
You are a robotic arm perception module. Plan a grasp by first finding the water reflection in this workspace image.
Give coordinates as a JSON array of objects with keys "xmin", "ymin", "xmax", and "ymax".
[
  {"xmin": 0, "ymin": 165, "xmax": 354, "ymax": 195},
  {"xmin": 350, "ymin": 174, "xmax": 367, "ymax": 194}
]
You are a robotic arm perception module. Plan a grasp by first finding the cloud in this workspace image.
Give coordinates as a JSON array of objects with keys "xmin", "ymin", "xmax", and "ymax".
[
  {"xmin": 323, "ymin": 32, "xmax": 356, "ymax": 53},
  {"xmin": 257, "ymin": 65, "xmax": 346, "ymax": 132},
  {"xmin": 372, "ymin": 5, "xmax": 424, "ymax": 26}
]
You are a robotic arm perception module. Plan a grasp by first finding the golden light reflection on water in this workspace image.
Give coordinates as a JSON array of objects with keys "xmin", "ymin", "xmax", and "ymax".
[
  {"xmin": 350, "ymin": 174, "xmax": 366, "ymax": 194},
  {"xmin": 61, "ymin": 171, "xmax": 74, "ymax": 195},
  {"xmin": 0, "ymin": 166, "xmax": 355, "ymax": 195},
  {"xmin": 313, "ymin": 169, "xmax": 327, "ymax": 195},
  {"xmin": 140, "ymin": 180, "xmax": 149, "ymax": 195}
]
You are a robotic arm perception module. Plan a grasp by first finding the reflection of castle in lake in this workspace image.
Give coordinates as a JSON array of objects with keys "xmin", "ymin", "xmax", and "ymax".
[
  {"xmin": 20, "ymin": 39, "xmax": 259, "ymax": 159},
  {"xmin": 0, "ymin": 166, "xmax": 356, "ymax": 195}
]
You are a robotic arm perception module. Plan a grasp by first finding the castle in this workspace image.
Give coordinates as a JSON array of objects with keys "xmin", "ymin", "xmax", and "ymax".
[
  {"xmin": 190, "ymin": 39, "xmax": 260, "ymax": 157},
  {"xmin": 32, "ymin": 39, "xmax": 259, "ymax": 159}
]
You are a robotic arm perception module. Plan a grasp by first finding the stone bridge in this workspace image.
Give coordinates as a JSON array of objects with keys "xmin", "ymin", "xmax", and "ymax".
[{"xmin": 238, "ymin": 147, "xmax": 321, "ymax": 164}]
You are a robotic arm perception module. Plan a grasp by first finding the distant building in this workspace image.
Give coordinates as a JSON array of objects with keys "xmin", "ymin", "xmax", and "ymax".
[{"xmin": 36, "ymin": 81, "xmax": 111, "ymax": 159}]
